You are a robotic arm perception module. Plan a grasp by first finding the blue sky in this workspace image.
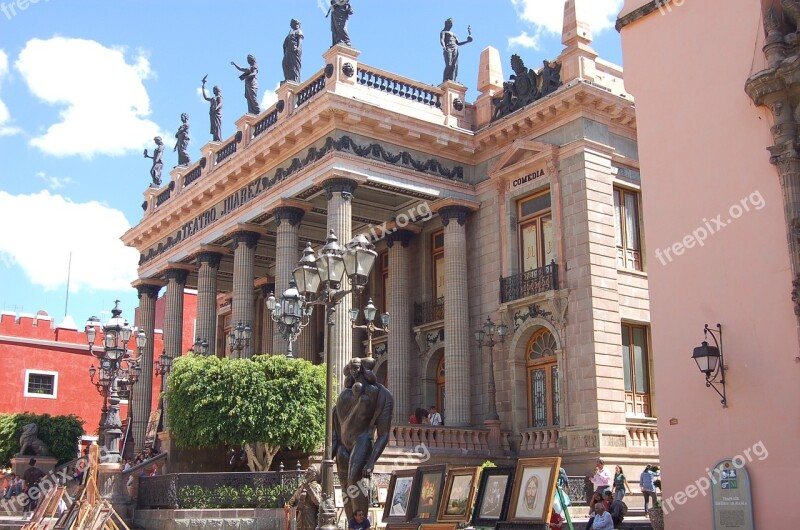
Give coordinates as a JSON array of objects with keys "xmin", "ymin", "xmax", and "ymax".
[{"xmin": 0, "ymin": 0, "xmax": 623, "ymax": 326}]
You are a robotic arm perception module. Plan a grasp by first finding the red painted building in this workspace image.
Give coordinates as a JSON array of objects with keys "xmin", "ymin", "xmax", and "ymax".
[{"xmin": 0, "ymin": 291, "xmax": 197, "ymax": 441}]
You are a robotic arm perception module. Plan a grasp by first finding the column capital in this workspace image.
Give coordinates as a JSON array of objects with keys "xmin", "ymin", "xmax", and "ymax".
[
  {"xmin": 386, "ymin": 229, "xmax": 414, "ymax": 248},
  {"xmin": 135, "ymin": 283, "xmax": 162, "ymax": 300},
  {"xmin": 438, "ymin": 205, "xmax": 472, "ymax": 226},
  {"xmin": 163, "ymin": 268, "xmax": 189, "ymax": 284},
  {"xmin": 231, "ymin": 230, "xmax": 261, "ymax": 249},
  {"xmin": 322, "ymin": 177, "xmax": 358, "ymax": 201},
  {"xmin": 196, "ymin": 251, "xmax": 223, "ymax": 268},
  {"xmin": 273, "ymin": 206, "xmax": 306, "ymax": 227}
]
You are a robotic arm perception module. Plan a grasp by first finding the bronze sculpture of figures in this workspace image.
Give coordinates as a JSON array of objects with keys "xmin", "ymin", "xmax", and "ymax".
[
  {"xmin": 288, "ymin": 465, "xmax": 322, "ymax": 530},
  {"xmin": 143, "ymin": 136, "xmax": 164, "ymax": 186},
  {"xmin": 492, "ymin": 54, "xmax": 561, "ymax": 121},
  {"xmin": 333, "ymin": 357, "xmax": 393, "ymax": 521},
  {"xmin": 201, "ymin": 77, "xmax": 223, "ymax": 142},
  {"xmin": 231, "ymin": 55, "xmax": 261, "ymax": 115},
  {"xmin": 540, "ymin": 59, "xmax": 562, "ymax": 97},
  {"xmin": 328, "ymin": 0, "xmax": 353, "ymax": 47},
  {"xmin": 282, "ymin": 19, "xmax": 304, "ymax": 83},
  {"xmin": 440, "ymin": 18, "xmax": 472, "ymax": 83},
  {"xmin": 174, "ymin": 113, "xmax": 191, "ymax": 166}
]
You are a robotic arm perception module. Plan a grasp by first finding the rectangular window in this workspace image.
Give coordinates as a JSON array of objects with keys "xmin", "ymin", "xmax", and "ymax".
[
  {"xmin": 24, "ymin": 370, "xmax": 58, "ymax": 399},
  {"xmin": 518, "ymin": 191, "xmax": 556, "ymax": 271},
  {"xmin": 621, "ymin": 324, "xmax": 651, "ymax": 416},
  {"xmin": 614, "ymin": 188, "xmax": 643, "ymax": 271}
]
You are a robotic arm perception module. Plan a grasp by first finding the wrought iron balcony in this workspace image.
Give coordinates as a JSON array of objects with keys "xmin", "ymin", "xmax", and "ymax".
[
  {"xmin": 413, "ymin": 297, "xmax": 445, "ymax": 326},
  {"xmin": 499, "ymin": 261, "xmax": 559, "ymax": 303}
]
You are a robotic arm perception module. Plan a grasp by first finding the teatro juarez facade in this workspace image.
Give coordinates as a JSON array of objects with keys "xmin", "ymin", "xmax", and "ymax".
[{"xmin": 122, "ymin": 4, "xmax": 658, "ymax": 473}]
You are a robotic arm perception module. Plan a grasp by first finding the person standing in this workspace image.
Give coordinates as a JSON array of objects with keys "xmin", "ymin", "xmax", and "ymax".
[
  {"xmin": 282, "ymin": 20, "xmax": 303, "ymax": 84},
  {"xmin": 428, "ymin": 406, "xmax": 442, "ymax": 426},
  {"xmin": 22, "ymin": 458, "xmax": 46, "ymax": 517},
  {"xmin": 613, "ymin": 465, "xmax": 631, "ymax": 501},
  {"xmin": 587, "ymin": 458, "xmax": 612, "ymax": 495},
  {"xmin": 640, "ymin": 464, "xmax": 659, "ymax": 512},
  {"xmin": 440, "ymin": 18, "xmax": 473, "ymax": 83}
]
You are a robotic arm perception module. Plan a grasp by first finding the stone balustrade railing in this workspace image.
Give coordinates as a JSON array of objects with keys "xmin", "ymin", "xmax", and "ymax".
[
  {"xmin": 627, "ymin": 422, "xmax": 659, "ymax": 448},
  {"xmin": 389, "ymin": 425, "xmax": 490, "ymax": 452},
  {"xmin": 295, "ymin": 70, "xmax": 327, "ymax": 108},
  {"xmin": 519, "ymin": 427, "xmax": 560, "ymax": 451},
  {"xmin": 356, "ymin": 63, "xmax": 443, "ymax": 108}
]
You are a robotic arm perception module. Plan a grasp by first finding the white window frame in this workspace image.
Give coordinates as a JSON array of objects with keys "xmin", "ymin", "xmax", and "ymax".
[{"xmin": 24, "ymin": 369, "xmax": 59, "ymax": 399}]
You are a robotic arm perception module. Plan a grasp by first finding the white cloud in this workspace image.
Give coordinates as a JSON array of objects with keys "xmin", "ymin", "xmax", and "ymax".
[
  {"xmin": 0, "ymin": 190, "xmax": 139, "ymax": 292},
  {"xmin": 15, "ymin": 37, "xmax": 164, "ymax": 157},
  {"xmin": 0, "ymin": 50, "xmax": 21, "ymax": 136},
  {"xmin": 510, "ymin": 0, "xmax": 623, "ymax": 36},
  {"xmin": 508, "ymin": 31, "xmax": 541, "ymax": 50},
  {"xmin": 36, "ymin": 171, "xmax": 72, "ymax": 190},
  {"xmin": 260, "ymin": 83, "xmax": 280, "ymax": 111}
]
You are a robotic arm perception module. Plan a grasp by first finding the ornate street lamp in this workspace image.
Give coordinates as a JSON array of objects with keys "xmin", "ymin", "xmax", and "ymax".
[
  {"xmin": 86, "ymin": 300, "xmax": 145, "ymax": 464},
  {"xmin": 289, "ymin": 230, "xmax": 379, "ymax": 530},
  {"xmin": 691, "ymin": 323, "xmax": 726, "ymax": 407},
  {"xmin": 190, "ymin": 338, "xmax": 209, "ymax": 355},
  {"xmin": 475, "ymin": 316, "xmax": 508, "ymax": 422},
  {"xmin": 349, "ymin": 298, "xmax": 389, "ymax": 358},
  {"xmin": 267, "ymin": 279, "xmax": 313, "ymax": 359},
  {"xmin": 228, "ymin": 321, "xmax": 252, "ymax": 355}
]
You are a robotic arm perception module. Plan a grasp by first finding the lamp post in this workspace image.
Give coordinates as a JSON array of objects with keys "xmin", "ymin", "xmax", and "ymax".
[
  {"xmin": 190, "ymin": 338, "xmax": 209, "ymax": 355},
  {"xmin": 289, "ymin": 230, "xmax": 378, "ymax": 530},
  {"xmin": 692, "ymin": 323, "xmax": 726, "ymax": 407},
  {"xmin": 475, "ymin": 316, "xmax": 507, "ymax": 422},
  {"xmin": 228, "ymin": 321, "xmax": 252, "ymax": 356},
  {"xmin": 267, "ymin": 280, "xmax": 313, "ymax": 359},
  {"xmin": 86, "ymin": 301, "xmax": 145, "ymax": 464},
  {"xmin": 349, "ymin": 298, "xmax": 389, "ymax": 357}
]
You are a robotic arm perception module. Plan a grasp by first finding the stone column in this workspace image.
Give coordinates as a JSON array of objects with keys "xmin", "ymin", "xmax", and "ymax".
[
  {"xmin": 195, "ymin": 252, "xmax": 222, "ymax": 356},
  {"xmin": 387, "ymin": 230, "xmax": 414, "ymax": 425},
  {"xmin": 324, "ymin": 178, "xmax": 357, "ymax": 380},
  {"xmin": 439, "ymin": 206, "xmax": 472, "ymax": 427},
  {"xmin": 132, "ymin": 283, "xmax": 160, "ymax": 452},
  {"xmin": 231, "ymin": 231, "xmax": 260, "ymax": 358},
  {"xmin": 272, "ymin": 207, "xmax": 305, "ymax": 356},
  {"xmin": 163, "ymin": 268, "xmax": 188, "ymax": 432}
]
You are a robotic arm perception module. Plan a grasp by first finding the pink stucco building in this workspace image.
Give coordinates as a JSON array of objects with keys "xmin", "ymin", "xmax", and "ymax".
[{"xmin": 618, "ymin": 0, "xmax": 798, "ymax": 527}]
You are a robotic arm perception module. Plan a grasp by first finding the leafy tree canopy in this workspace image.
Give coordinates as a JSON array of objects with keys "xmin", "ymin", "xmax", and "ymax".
[
  {"xmin": 166, "ymin": 354, "xmax": 326, "ymax": 461},
  {"xmin": 0, "ymin": 413, "xmax": 85, "ymax": 466}
]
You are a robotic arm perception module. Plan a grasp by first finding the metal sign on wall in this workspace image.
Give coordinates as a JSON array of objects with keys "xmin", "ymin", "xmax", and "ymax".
[{"xmin": 710, "ymin": 459, "xmax": 754, "ymax": 529}]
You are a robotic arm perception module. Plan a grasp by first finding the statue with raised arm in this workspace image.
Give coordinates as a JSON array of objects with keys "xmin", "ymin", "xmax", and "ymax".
[
  {"xmin": 328, "ymin": 0, "xmax": 353, "ymax": 47},
  {"xmin": 201, "ymin": 76, "xmax": 223, "ymax": 142},
  {"xmin": 282, "ymin": 19, "xmax": 304, "ymax": 83},
  {"xmin": 231, "ymin": 55, "xmax": 261, "ymax": 115},
  {"xmin": 174, "ymin": 113, "xmax": 191, "ymax": 166},
  {"xmin": 440, "ymin": 19, "xmax": 473, "ymax": 83},
  {"xmin": 288, "ymin": 465, "xmax": 322, "ymax": 530},
  {"xmin": 333, "ymin": 357, "xmax": 393, "ymax": 522},
  {"xmin": 143, "ymin": 136, "xmax": 164, "ymax": 186}
]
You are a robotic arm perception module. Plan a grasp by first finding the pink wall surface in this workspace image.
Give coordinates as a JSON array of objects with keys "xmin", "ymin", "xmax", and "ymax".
[{"xmin": 620, "ymin": 0, "xmax": 799, "ymax": 527}]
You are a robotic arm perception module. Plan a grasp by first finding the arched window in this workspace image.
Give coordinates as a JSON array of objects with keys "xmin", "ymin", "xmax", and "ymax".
[
  {"xmin": 526, "ymin": 328, "xmax": 560, "ymax": 428},
  {"xmin": 436, "ymin": 354, "xmax": 446, "ymax": 416}
]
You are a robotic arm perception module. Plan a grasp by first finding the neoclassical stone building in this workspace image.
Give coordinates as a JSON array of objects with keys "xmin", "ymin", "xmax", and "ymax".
[{"xmin": 123, "ymin": 2, "xmax": 657, "ymax": 473}]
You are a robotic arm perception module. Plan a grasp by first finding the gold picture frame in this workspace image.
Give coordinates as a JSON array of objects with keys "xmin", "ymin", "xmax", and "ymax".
[
  {"xmin": 436, "ymin": 467, "xmax": 478, "ymax": 523},
  {"xmin": 507, "ymin": 457, "xmax": 561, "ymax": 523}
]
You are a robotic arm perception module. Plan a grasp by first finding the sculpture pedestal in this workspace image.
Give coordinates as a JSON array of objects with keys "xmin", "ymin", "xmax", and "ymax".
[
  {"xmin": 11, "ymin": 456, "xmax": 57, "ymax": 477},
  {"xmin": 485, "ymin": 419, "xmax": 503, "ymax": 455},
  {"xmin": 97, "ymin": 463, "xmax": 132, "ymax": 521}
]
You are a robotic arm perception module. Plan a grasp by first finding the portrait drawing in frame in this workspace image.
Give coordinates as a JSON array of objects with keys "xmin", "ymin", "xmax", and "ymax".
[
  {"xmin": 437, "ymin": 467, "xmax": 478, "ymax": 523},
  {"xmin": 409, "ymin": 465, "xmax": 446, "ymax": 524},
  {"xmin": 383, "ymin": 469, "xmax": 417, "ymax": 523},
  {"xmin": 507, "ymin": 457, "xmax": 561, "ymax": 523},
  {"xmin": 471, "ymin": 466, "xmax": 516, "ymax": 527}
]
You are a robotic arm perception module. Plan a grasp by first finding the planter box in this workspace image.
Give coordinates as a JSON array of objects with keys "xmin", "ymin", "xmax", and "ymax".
[{"xmin": 135, "ymin": 508, "xmax": 292, "ymax": 530}]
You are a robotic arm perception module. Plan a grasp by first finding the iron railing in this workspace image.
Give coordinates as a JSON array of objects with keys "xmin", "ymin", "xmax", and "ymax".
[
  {"xmin": 499, "ymin": 261, "xmax": 559, "ymax": 303},
  {"xmin": 413, "ymin": 297, "xmax": 444, "ymax": 326},
  {"xmin": 155, "ymin": 187, "xmax": 171, "ymax": 207},
  {"xmin": 215, "ymin": 138, "xmax": 238, "ymax": 164}
]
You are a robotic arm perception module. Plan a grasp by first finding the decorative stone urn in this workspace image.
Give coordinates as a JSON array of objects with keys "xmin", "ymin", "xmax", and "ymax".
[{"xmin": 648, "ymin": 506, "xmax": 664, "ymax": 530}]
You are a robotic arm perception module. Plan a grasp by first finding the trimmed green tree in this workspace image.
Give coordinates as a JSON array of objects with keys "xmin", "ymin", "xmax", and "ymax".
[
  {"xmin": 166, "ymin": 353, "xmax": 326, "ymax": 471},
  {"xmin": 0, "ymin": 413, "xmax": 85, "ymax": 466}
]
